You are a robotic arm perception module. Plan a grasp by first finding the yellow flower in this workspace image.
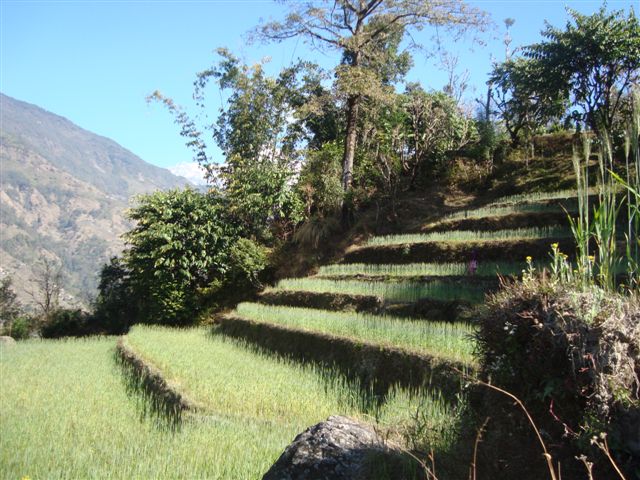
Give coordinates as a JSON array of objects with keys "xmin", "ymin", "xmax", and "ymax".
[
  {"xmin": 526, "ymin": 256, "xmax": 532, "ymax": 263},
  {"xmin": 551, "ymin": 242, "xmax": 559, "ymax": 249},
  {"xmin": 588, "ymin": 255, "xmax": 595, "ymax": 262}
]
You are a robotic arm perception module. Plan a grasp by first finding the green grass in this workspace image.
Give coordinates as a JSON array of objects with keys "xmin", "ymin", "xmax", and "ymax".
[
  {"xmin": 1, "ymin": 333, "xmax": 466, "ymax": 478},
  {"xmin": 317, "ymin": 261, "xmax": 527, "ymax": 278},
  {"xmin": 365, "ymin": 226, "xmax": 570, "ymax": 247},
  {"xmin": 126, "ymin": 326, "xmax": 362, "ymax": 425},
  {"xmin": 271, "ymin": 277, "xmax": 488, "ymax": 303},
  {"xmin": 234, "ymin": 302, "xmax": 477, "ymax": 365},
  {"xmin": 0, "ymin": 337, "xmax": 287, "ymax": 479},
  {"xmin": 432, "ymin": 201, "xmax": 571, "ymax": 224},
  {"xmin": 482, "ymin": 189, "xmax": 581, "ymax": 207}
]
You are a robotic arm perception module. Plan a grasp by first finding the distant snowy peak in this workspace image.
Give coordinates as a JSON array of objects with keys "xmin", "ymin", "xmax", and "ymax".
[{"xmin": 169, "ymin": 162, "xmax": 208, "ymax": 186}]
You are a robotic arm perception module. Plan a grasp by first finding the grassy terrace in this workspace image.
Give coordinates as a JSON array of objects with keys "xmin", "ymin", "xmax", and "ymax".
[
  {"xmin": 1, "ymin": 331, "xmax": 464, "ymax": 478},
  {"xmin": 317, "ymin": 261, "xmax": 527, "ymax": 278},
  {"xmin": 431, "ymin": 201, "xmax": 571, "ymax": 224},
  {"xmin": 271, "ymin": 277, "xmax": 488, "ymax": 303},
  {"xmin": 0, "ymin": 337, "xmax": 288, "ymax": 479},
  {"xmin": 233, "ymin": 303, "xmax": 477, "ymax": 365},
  {"xmin": 364, "ymin": 226, "xmax": 571, "ymax": 247},
  {"xmin": 125, "ymin": 326, "xmax": 363, "ymax": 425}
]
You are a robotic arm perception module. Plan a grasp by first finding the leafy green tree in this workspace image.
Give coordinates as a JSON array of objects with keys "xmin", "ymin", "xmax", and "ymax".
[
  {"xmin": 524, "ymin": 6, "xmax": 640, "ymax": 133},
  {"xmin": 123, "ymin": 188, "xmax": 237, "ymax": 325},
  {"xmin": 0, "ymin": 277, "xmax": 22, "ymax": 335},
  {"xmin": 93, "ymin": 257, "xmax": 135, "ymax": 334},
  {"xmin": 255, "ymin": 0, "xmax": 488, "ymax": 192},
  {"xmin": 489, "ymin": 58, "xmax": 566, "ymax": 147},
  {"xmin": 150, "ymin": 51, "xmax": 310, "ymax": 241}
]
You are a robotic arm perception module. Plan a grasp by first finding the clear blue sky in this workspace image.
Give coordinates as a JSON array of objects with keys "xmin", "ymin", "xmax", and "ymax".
[{"xmin": 1, "ymin": 0, "xmax": 635, "ymax": 177}]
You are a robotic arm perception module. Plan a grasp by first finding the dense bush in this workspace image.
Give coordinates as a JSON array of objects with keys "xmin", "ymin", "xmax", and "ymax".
[
  {"xmin": 476, "ymin": 276, "xmax": 640, "ymax": 475},
  {"xmin": 40, "ymin": 309, "xmax": 94, "ymax": 338}
]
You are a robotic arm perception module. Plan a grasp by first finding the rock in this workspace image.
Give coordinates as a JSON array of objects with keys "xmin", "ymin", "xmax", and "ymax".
[
  {"xmin": 0, "ymin": 336, "xmax": 16, "ymax": 346},
  {"xmin": 263, "ymin": 415, "xmax": 401, "ymax": 480}
]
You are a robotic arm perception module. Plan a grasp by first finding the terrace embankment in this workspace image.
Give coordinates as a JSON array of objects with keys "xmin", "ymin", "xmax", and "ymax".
[
  {"xmin": 115, "ymin": 337, "xmax": 197, "ymax": 421},
  {"xmin": 343, "ymin": 237, "xmax": 573, "ymax": 264},
  {"xmin": 215, "ymin": 314, "xmax": 471, "ymax": 399},
  {"xmin": 422, "ymin": 210, "xmax": 570, "ymax": 233},
  {"xmin": 258, "ymin": 290, "xmax": 384, "ymax": 314},
  {"xmin": 259, "ymin": 289, "xmax": 474, "ymax": 322}
]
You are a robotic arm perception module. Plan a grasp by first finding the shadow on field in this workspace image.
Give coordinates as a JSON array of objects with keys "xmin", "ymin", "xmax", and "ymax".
[{"xmin": 114, "ymin": 338, "xmax": 191, "ymax": 430}]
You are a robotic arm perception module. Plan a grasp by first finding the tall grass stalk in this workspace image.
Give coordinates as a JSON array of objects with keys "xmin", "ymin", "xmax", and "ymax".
[
  {"xmin": 594, "ymin": 131, "xmax": 622, "ymax": 291},
  {"xmin": 568, "ymin": 134, "xmax": 593, "ymax": 285},
  {"xmin": 615, "ymin": 89, "xmax": 640, "ymax": 291}
]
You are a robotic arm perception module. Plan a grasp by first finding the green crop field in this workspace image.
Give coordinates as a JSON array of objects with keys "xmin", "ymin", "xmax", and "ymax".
[
  {"xmin": 316, "ymin": 261, "xmax": 527, "ymax": 278},
  {"xmin": 365, "ymin": 226, "xmax": 571, "ymax": 247},
  {"xmin": 272, "ymin": 277, "xmax": 489, "ymax": 303},
  {"xmin": 234, "ymin": 303, "xmax": 477, "ymax": 365},
  {"xmin": 432, "ymin": 201, "xmax": 569, "ymax": 224},
  {"xmin": 1, "ymin": 331, "xmax": 465, "ymax": 479}
]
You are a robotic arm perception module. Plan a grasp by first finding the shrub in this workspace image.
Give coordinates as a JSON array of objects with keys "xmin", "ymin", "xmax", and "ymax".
[
  {"xmin": 41, "ymin": 309, "xmax": 93, "ymax": 338},
  {"xmin": 476, "ymin": 276, "xmax": 640, "ymax": 475},
  {"xmin": 9, "ymin": 316, "xmax": 33, "ymax": 340}
]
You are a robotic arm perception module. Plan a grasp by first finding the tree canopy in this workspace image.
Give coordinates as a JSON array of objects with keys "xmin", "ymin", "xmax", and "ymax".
[
  {"xmin": 255, "ymin": 0, "xmax": 489, "ymax": 192},
  {"xmin": 524, "ymin": 6, "xmax": 640, "ymax": 133}
]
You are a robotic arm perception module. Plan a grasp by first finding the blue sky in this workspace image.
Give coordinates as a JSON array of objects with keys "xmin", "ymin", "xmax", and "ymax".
[{"xmin": 1, "ymin": 0, "xmax": 635, "ymax": 182}]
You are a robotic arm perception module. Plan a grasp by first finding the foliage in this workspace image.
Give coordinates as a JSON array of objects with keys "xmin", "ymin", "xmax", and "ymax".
[
  {"xmin": 223, "ymin": 156, "xmax": 304, "ymax": 242},
  {"xmin": 150, "ymin": 51, "xmax": 313, "ymax": 241},
  {"xmin": 298, "ymin": 141, "xmax": 343, "ymax": 216},
  {"xmin": 255, "ymin": 0, "xmax": 489, "ymax": 192},
  {"xmin": 0, "ymin": 277, "xmax": 22, "ymax": 336},
  {"xmin": 8, "ymin": 316, "xmax": 32, "ymax": 340},
  {"xmin": 489, "ymin": 57, "xmax": 566, "ymax": 146},
  {"xmin": 123, "ymin": 188, "xmax": 238, "ymax": 325},
  {"xmin": 40, "ymin": 308, "xmax": 92, "ymax": 338},
  {"xmin": 524, "ymin": 6, "xmax": 640, "ymax": 133},
  {"xmin": 225, "ymin": 238, "xmax": 269, "ymax": 292},
  {"xmin": 476, "ymin": 276, "xmax": 639, "ymax": 474},
  {"xmin": 92, "ymin": 256, "xmax": 135, "ymax": 334}
]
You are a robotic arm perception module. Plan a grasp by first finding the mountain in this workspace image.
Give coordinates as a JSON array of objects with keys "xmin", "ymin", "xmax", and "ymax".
[{"xmin": 0, "ymin": 93, "xmax": 189, "ymax": 309}]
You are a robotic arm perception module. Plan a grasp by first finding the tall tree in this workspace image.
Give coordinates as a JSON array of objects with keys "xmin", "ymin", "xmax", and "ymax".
[
  {"xmin": 255, "ymin": 0, "xmax": 488, "ymax": 192},
  {"xmin": 524, "ymin": 6, "xmax": 640, "ymax": 133}
]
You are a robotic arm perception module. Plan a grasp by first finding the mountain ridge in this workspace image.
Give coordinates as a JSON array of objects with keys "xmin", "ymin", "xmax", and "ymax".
[{"xmin": 0, "ymin": 93, "xmax": 190, "ymax": 309}]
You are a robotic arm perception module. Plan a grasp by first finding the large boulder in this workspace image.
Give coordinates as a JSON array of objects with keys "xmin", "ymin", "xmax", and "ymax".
[
  {"xmin": 263, "ymin": 415, "xmax": 401, "ymax": 480},
  {"xmin": 0, "ymin": 336, "xmax": 16, "ymax": 346}
]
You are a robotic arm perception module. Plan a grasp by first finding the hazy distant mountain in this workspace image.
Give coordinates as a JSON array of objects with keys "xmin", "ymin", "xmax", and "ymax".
[
  {"xmin": 0, "ymin": 93, "xmax": 189, "ymax": 309},
  {"xmin": 169, "ymin": 162, "xmax": 208, "ymax": 186}
]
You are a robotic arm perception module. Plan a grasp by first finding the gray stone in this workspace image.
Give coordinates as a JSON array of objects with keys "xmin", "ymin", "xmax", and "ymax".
[
  {"xmin": 0, "ymin": 336, "xmax": 16, "ymax": 346},
  {"xmin": 263, "ymin": 415, "xmax": 398, "ymax": 480}
]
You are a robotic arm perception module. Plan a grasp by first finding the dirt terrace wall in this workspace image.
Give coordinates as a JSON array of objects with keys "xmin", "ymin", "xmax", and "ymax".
[
  {"xmin": 259, "ymin": 290, "xmax": 475, "ymax": 322},
  {"xmin": 423, "ymin": 211, "xmax": 569, "ymax": 234},
  {"xmin": 258, "ymin": 291, "xmax": 384, "ymax": 314},
  {"xmin": 343, "ymin": 237, "xmax": 573, "ymax": 265},
  {"xmin": 115, "ymin": 338, "xmax": 196, "ymax": 420},
  {"xmin": 216, "ymin": 315, "xmax": 472, "ymax": 399}
]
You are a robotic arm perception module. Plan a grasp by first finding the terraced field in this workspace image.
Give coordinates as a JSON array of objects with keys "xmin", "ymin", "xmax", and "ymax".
[
  {"xmin": 1, "ymin": 330, "xmax": 461, "ymax": 479},
  {"xmin": 220, "ymin": 192, "xmax": 578, "ymax": 448},
  {"xmin": 1, "ymin": 191, "xmax": 577, "ymax": 478}
]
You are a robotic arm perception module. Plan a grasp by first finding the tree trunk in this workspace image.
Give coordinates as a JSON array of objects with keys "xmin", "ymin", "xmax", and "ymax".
[{"xmin": 342, "ymin": 94, "xmax": 360, "ymax": 191}]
